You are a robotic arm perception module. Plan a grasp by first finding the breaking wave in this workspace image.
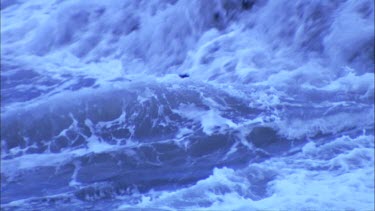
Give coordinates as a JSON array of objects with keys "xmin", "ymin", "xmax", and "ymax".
[{"xmin": 1, "ymin": 0, "xmax": 374, "ymax": 210}]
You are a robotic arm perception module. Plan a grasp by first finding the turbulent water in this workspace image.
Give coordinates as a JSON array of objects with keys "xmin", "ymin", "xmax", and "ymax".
[{"xmin": 1, "ymin": 0, "xmax": 374, "ymax": 210}]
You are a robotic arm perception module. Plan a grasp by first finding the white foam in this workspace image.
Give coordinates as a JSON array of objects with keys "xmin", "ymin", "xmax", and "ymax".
[
  {"xmin": 117, "ymin": 135, "xmax": 374, "ymax": 210},
  {"xmin": 1, "ymin": 136, "xmax": 122, "ymax": 177},
  {"xmin": 173, "ymin": 104, "xmax": 237, "ymax": 135}
]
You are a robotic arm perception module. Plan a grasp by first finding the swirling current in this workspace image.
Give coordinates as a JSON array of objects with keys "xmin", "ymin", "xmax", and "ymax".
[{"xmin": 1, "ymin": 0, "xmax": 374, "ymax": 210}]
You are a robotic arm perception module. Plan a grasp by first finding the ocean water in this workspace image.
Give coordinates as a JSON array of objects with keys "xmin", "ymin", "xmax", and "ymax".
[{"xmin": 1, "ymin": 0, "xmax": 374, "ymax": 210}]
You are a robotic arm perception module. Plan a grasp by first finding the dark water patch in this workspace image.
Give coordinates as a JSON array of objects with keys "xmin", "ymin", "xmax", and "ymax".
[
  {"xmin": 1, "ymin": 87, "xmax": 43, "ymax": 104},
  {"xmin": 188, "ymin": 132, "xmax": 236, "ymax": 157},
  {"xmin": 0, "ymin": 64, "xmax": 69, "ymax": 106},
  {"xmin": 246, "ymin": 126, "xmax": 295, "ymax": 155},
  {"xmin": 1, "ymin": 83, "xmax": 261, "ymax": 156},
  {"xmin": 1, "ymin": 132, "xmax": 262, "ymax": 205},
  {"xmin": 66, "ymin": 77, "xmax": 96, "ymax": 91},
  {"xmin": 69, "ymin": 132, "xmax": 267, "ymax": 201},
  {"xmin": 1, "ymin": 164, "xmax": 75, "ymax": 204},
  {"xmin": 241, "ymin": 0, "xmax": 255, "ymax": 10},
  {"xmin": 0, "ymin": 0, "xmax": 20, "ymax": 10},
  {"xmin": 1, "ymin": 82, "xmax": 267, "ymax": 206}
]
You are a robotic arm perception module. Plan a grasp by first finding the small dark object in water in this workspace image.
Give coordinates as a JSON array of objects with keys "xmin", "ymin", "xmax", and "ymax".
[
  {"xmin": 178, "ymin": 73, "xmax": 190, "ymax": 78},
  {"xmin": 213, "ymin": 12, "xmax": 221, "ymax": 22},
  {"xmin": 242, "ymin": 0, "xmax": 255, "ymax": 10}
]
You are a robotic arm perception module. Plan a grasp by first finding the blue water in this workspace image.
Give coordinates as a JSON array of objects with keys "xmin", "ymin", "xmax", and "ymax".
[{"xmin": 1, "ymin": 0, "xmax": 374, "ymax": 210}]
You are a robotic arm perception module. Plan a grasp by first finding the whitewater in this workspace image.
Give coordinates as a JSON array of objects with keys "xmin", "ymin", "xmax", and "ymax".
[{"xmin": 1, "ymin": 0, "xmax": 374, "ymax": 210}]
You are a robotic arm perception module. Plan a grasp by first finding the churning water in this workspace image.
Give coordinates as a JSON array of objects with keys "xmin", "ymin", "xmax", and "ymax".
[{"xmin": 1, "ymin": 0, "xmax": 374, "ymax": 210}]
